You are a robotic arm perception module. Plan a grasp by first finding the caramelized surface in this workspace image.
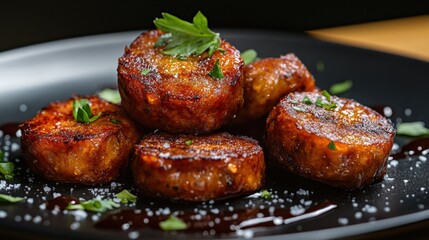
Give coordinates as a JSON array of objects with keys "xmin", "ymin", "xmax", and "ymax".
[
  {"xmin": 235, "ymin": 54, "xmax": 315, "ymax": 122},
  {"xmin": 133, "ymin": 132, "xmax": 265, "ymax": 201},
  {"xmin": 118, "ymin": 30, "xmax": 244, "ymax": 134},
  {"xmin": 20, "ymin": 96, "xmax": 140, "ymax": 184},
  {"xmin": 265, "ymin": 92, "xmax": 395, "ymax": 188}
]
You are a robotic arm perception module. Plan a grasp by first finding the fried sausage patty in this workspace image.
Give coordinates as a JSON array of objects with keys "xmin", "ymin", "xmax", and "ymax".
[
  {"xmin": 132, "ymin": 132, "xmax": 265, "ymax": 201},
  {"xmin": 234, "ymin": 54, "xmax": 315, "ymax": 123},
  {"xmin": 118, "ymin": 30, "xmax": 244, "ymax": 134},
  {"xmin": 20, "ymin": 96, "xmax": 140, "ymax": 184},
  {"xmin": 265, "ymin": 92, "xmax": 395, "ymax": 189}
]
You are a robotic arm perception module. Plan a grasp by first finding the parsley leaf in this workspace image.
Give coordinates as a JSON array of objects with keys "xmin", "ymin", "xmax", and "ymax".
[
  {"xmin": 141, "ymin": 68, "xmax": 151, "ymax": 76},
  {"xmin": 328, "ymin": 141, "xmax": 337, "ymax": 150},
  {"xmin": 0, "ymin": 150, "xmax": 14, "ymax": 180},
  {"xmin": 159, "ymin": 215, "xmax": 188, "ymax": 231},
  {"xmin": 397, "ymin": 122, "xmax": 429, "ymax": 137},
  {"xmin": 321, "ymin": 90, "xmax": 331, "ymax": 101},
  {"xmin": 98, "ymin": 89, "xmax": 121, "ymax": 104},
  {"xmin": 185, "ymin": 139, "xmax": 193, "ymax": 146},
  {"xmin": 0, "ymin": 162, "xmax": 15, "ymax": 180},
  {"xmin": 154, "ymin": 11, "xmax": 220, "ymax": 58},
  {"xmin": 260, "ymin": 189, "xmax": 272, "ymax": 199},
  {"xmin": 302, "ymin": 96, "xmax": 313, "ymax": 105},
  {"xmin": 209, "ymin": 59, "xmax": 224, "ymax": 79},
  {"xmin": 67, "ymin": 198, "xmax": 119, "ymax": 213},
  {"xmin": 0, "ymin": 194, "xmax": 25, "ymax": 203},
  {"xmin": 241, "ymin": 49, "xmax": 259, "ymax": 65},
  {"xmin": 73, "ymin": 99, "xmax": 101, "ymax": 124},
  {"xmin": 329, "ymin": 80, "xmax": 353, "ymax": 95},
  {"xmin": 115, "ymin": 190, "xmax": 137, "ymax": 204}
]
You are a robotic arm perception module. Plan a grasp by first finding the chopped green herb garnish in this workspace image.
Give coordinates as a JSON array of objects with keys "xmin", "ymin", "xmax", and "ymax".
[
  {"xmin": 321, "ymin": 90, "xmax": 331, "ymax": 101},
  {"xmin": 241, "ymin": 49, "xmax": 258, "ymax": 65},
  {"xmin": 67, "ymin": 198, "xmax": 119, "ymax": 213},
  {"xmin": 98, "ymin": 88, "xmax": 121, "ymax": 104},
  {"xmin": 115, "ymin": 190, "xmax": 137, "ymax": 204},
  {"xmin": 260, "ymin": 189, "xmax": 272, "ymax": 199},
  {"xmin": 328, "ymin": 141, "xmax": 337, "ymax": 151},
  {"xmin": 315, "ymin": 97, "xmax": 323, "ymax": 107},
  {"xmin": 110, "ymin": 119, "xmax": 120, "ymax": 124},
  {"xmin": 141, "ymin": 68, "xmax": 151, "ymax": 76},
  {"xmin": 209, "ymin": 59, "xmax": 224, "ymax": 79},
  {"xmin": 316, "ymin": 61, "xmax": 325, "ymax": 72},
  {"xmin": 292, "ymin": 106, "xmax": 306, "ymax": 112},
  {"xmin": 322, "ymin": 102, "xmax": 337, "ymax": 110},
  {"xmin": 185, "ymin": 140, "xmax": 193, "ymax": 146},
  {"xmin": 218, "ymin": 48, "xmax": 226, "ymax": 54},
  {"xmin": 0, "ymin": 162, "xmax": 15, "ymax": 180},
  {"xmin": 154, "ymin": 11, "xmax": 221, "ymax": 58},
  {"xmin": 73, "ymin": 99, "xmax": 101, "ymax": 124},
  {"xmin": 159, "ymin": 215, "xmax": 188, "ymax": 231},
  {"xmin": 0, "ymin": 194, "xmax": 25, "ymax": 203},
  {"xmin": 302, "ymin": 96, "xmax": 313, "ymax": 105},
  {"xmin": 397, "ymin": 122, "xmax": 429, "ymax": 137},
  {"xmin": 329, "ymin": 80, "xmax": 353, "ymax": 95}
]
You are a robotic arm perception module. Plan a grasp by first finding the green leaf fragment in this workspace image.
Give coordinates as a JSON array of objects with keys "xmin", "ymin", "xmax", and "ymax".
[
  {"xmin": 260, "ymin": 189, "xmax": 272, "ymax": 199},
  {"xmin": 153, "ymin": 11, "xmax": 220, "ymax": 58},
  {"xmin": 67, "ymin": 198, "xmax": 119, "ymax": 213},
  {"xmin": 73, "ymin": 99, "xmax": 101, "ymax": 124},
  {"xmin": 141, "ymin": 68, "xmax": 151, "ymax": 76},
  {"xmin": 302, "ymin": 96, "xmax": 313, "ymax": 105},
  {"xmin": 321, "ymin": 90, "xmax": 331, "ymax": 101},
  {"xmin": 0, "ymin": 162, "xmax": 15, "ymax": 180},
  {"xmin": 329, "ymin": 80, "xmax": 353, "ymax": 95},
  {"xmin": 159, "ymin": 215, "xmax": 188, "ymax": 231},
  {"xmin": 209, "ymin": 59, "xmax": 224, "ymax": 79},
  {"xmin": 328, "ymin": 141, "xmax": 337, "ymax": 151},
  {"xmin": 115, "ymin": 190, "xmax": 137, "ymax": 204},
  {"xmin": 0, "ymin": 194, "xmax": 25, "ymax": 203},
  {"xmin": 98, "ymin": 88, "xmax": 121, "ymax": 104},
  {"xmin": 397, "ymin": 122, "xmax": 429, "ymax": 137},
  {"xmin": 241, "ymin": 49, "xmax": 258, "ymax": 65}
]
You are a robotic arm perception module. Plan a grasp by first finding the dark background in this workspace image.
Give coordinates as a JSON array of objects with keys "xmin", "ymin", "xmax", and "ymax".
[{"xmin": 1, "ymin": 0, "xmax": 429, "ymax": 52}]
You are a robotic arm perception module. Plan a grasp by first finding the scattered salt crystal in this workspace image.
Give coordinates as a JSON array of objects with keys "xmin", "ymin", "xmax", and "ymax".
[
  {"xmin": 33, "ymin": 215, "xmax": 42, "ymax": 224},
  {"xmin": 128, "ymin": 231, "xmax": 139, "ymax": 239},
  {"xmin": 27, "ymin": 198, "xmax": 34, "ymax": 204},
  {"xmin": 338, "ymin": 217, "xmax": 349, "ymax": 225},
  {"xmin": 0, "ymin": 210, "xmax": 7, "ymax": 218},
  {"xmin": 70, "ymin": 210, "xmax": 88, "ymax": 221},
  {"xmin": 19, "ymin": 104, "xmax": 27, "ymax": 112},
  {"xmin": 70, "ymin": 222, "xmax": 80, "ymax": 230},
  {"xmin": 390, "ymin": 160, "xmax": 399, "ymax": 167},
  {"xmin": 419, "ymin": 156, "xmax": 427, "ymax": 162},
  {"xmin": 384, "ymin": 207, "xmax": 391, "ymax": 212},
  {"xmin": 355, "ymin": 212, "xmax": 362, "ymax": 219},
  {"xmin": 122, "ymin": 223, "xmax": 130, "ymax": 230},
  {"xmin": 11, "ymin": 143, "xmax": 20, "ymax": 152},
  {"xmin": 290, "ymin": 205, "xmax": 305, "ymax": 216},
  {"xmin": 91, "ymin": 214, "xmax": 100, "ymax": 221},
  {"xmin": 53, "ymin": 192, "xmax": 61, "ymax": 198},
  {"xmin": 403, "ymin": 180, "xmax": 409, "ymax": 184},
  {"xmin": 296, "ymin": 189, "xmax": 309, "ymax": 196},
  {"xmin": 24, "ymin": 214, "xmax": 32, "ymax": 221},
  {"xmin": 15, "ymin": 215, "xmax": 22, "ymax": 222},
  {"xmin": 418, "ymin": 204, "xmax": 425, "ymax": 209},
  {"xmin": 43, "ymin": 186, "xmax": 51, "ymax": 192}
]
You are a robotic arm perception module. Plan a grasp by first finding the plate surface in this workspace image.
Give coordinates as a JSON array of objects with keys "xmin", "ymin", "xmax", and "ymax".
[{"xmin": 0, "ymin": 30, "xmax": 428, "ymax": 240}]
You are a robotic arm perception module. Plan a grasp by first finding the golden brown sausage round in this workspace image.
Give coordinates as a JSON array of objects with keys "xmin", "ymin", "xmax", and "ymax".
[
  {"xmin": 118, "ymin": 30, "xmax": 244, "ymax": 134},
  {"xmin": 20, "ymin": 96, "xmax": 140, "ymax": 184},
  {"xmin": 265, "ymin": 91, "xmax": 395, "ymax": 189},
  {"xmin": 234, "ymin": 54, "xmax": 315, "ymax": 123},
  {"xmin": 132, "ymin": 132, "xmax": 265, "ymax": 201}
]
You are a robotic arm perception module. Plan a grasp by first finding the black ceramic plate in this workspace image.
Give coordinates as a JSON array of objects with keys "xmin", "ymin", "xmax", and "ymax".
[{"xmin": 0, "ymin": 30, "xmax": 428, "ymax": 240}]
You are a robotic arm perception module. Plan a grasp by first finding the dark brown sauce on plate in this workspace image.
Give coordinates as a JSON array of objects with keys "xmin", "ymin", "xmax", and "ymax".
[
  {"xmin": 0, "ymin": 122, "xmax": 20, "ymax": 136},
  {"xmin": 95, "ymin": 201, "xmax": 337, "ymax": 234},
  {"xmin": 391, "ymin": 137, "xmax": 429, "ymax": 160},
  {"xmin": 46, "ymin": 195, "xmax": 80, "ymax": 210}
]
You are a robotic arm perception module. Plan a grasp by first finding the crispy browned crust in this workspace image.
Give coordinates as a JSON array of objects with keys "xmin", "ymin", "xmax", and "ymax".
[
  {"xmin": 132, "ymin": 132, "xmax": 265, "ymax": 201},
  {"xmin": 118, "ymin": 30, "xmax": 244, "ymax": 134},
  {"xmin": 234, "ymin": 54, "xmax": 315, "ymax": 123},
  {"xmin": 265, "ymin": 92, "xmax": 395, "ymax": 189},
  {"xmin": 20, "ymin": 96, "xmax": 140, "ymax": 184}
]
